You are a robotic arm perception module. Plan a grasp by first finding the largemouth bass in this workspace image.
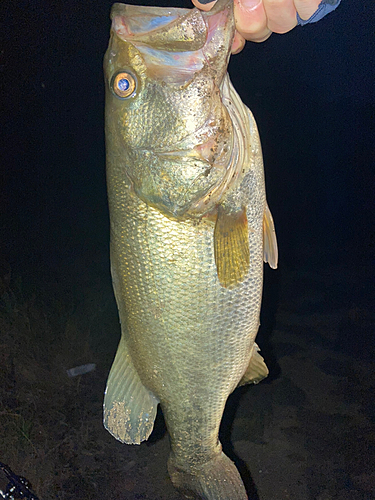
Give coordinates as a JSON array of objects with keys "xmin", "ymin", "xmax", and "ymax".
[{"xmin": 103, "ymin": 0, "xmax": 278, "ymax": 498}]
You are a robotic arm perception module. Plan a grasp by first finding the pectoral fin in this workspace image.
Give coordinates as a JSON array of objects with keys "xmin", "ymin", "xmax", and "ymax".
[
  {"xmin": 103, "ymin": 335, "xmax": 159, "ymax": 445},
  {"xmin": 238, "ymin": 343, "xmax": 269, "ymax": 386},
  {"xmin": 214, "ymin": 206, "xmax": 250, "ymax": 289},
  {"xmin": 263, "ymin": 203, "xmax": 278, "ymax": 269}
]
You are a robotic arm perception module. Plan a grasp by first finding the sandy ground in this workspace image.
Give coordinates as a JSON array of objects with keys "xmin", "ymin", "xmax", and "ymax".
[{"xmin": 0, "ymin": 257, "xmax": 373, "ymax": 500}]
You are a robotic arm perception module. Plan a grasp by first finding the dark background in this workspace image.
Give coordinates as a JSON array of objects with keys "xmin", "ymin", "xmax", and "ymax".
[{"xmin": 1, "ymin": 0, "xmax": 374, "ymax": 279}]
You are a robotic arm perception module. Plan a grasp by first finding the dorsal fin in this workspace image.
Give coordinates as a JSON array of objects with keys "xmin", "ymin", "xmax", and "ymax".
[{"xmin": 263, "ymin": 203, "xmax": 278, "ymax": 269}]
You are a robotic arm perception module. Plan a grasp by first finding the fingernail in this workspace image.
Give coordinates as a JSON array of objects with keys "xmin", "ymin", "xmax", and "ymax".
[
  {"xmin": 199, "ymin": 0, "xmax": 216, "ymax": 4},
  {"xmin": 240, "ymin": 0, "xmax": 262, "ymax": 11}
]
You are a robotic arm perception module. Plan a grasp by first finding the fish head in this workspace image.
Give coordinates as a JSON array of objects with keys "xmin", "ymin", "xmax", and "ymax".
[{"xmin": 104, "ymin": 0, "xmax": 236, "ymax": 219}]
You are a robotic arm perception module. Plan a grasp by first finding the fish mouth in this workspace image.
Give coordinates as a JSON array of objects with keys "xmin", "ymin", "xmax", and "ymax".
[
  {"xmin": 110, "ymin": 0, "xmax": 234, "ymax": 87},
  {"xmin": 111, "ymin": 0, "xmax": 233, "ymax": 47},
  {"xmin": 111, "ymin": 3, "xmax": 207, "ymax": 52}
]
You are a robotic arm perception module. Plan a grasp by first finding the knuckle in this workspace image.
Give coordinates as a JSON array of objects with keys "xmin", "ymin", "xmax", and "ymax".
[
  {"xmin": 265, "ymin": 0, "xmax": 285, "ymax": 9},
  {"xmin": 238, "ymin": 19, "xmax": 268, "ymax": 36}
]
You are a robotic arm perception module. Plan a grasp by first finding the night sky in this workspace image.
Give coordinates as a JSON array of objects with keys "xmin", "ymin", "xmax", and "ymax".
[{"xmin": 1, "ymin": 0, "xmax": 374, "ymax": 321}]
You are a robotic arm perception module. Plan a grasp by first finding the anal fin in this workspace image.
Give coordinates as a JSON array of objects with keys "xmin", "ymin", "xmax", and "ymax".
[
  {"xmin": 214, "ymin": 205, "xmax": 250, "ymax": 289},
  {"xmin": 238, "ymin": 343, "xmax": 269, "ymax": 386},
  {"xmin": 103, "ymin": 335, "xmax": 159, "ymax": 445}
]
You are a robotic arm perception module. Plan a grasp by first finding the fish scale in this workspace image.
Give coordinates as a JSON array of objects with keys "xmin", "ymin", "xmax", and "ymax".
[{"xmin": 103, "ymin": 0, "xmax": 277, "ymax": 498}]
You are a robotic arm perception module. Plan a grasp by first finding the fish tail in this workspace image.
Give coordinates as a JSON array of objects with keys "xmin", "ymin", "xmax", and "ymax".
[{"xmin": 168, "ymin": 451, "xmax": 248, "ymax": 500}]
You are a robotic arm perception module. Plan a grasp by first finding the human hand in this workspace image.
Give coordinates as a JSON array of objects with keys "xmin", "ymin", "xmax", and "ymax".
[{"xmin": 192, "ymin": 0, "xmax": 338, "ymax": 53}]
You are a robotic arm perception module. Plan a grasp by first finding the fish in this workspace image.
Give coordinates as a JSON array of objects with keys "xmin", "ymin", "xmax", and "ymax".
[{"xmin": 103, "ymin": 0, "xmax": 278, "ymax": 499}]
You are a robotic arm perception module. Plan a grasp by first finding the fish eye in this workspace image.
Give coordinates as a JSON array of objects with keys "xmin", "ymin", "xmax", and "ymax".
[{"xmin": 111, "ymin": 71, "xmax": 137, "ymax": 99}]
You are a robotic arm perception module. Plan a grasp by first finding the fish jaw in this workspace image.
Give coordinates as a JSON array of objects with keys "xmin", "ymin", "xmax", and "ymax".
[{"xmin": 104, "ymin": 1, "xmax": 238, "ymax": 221}]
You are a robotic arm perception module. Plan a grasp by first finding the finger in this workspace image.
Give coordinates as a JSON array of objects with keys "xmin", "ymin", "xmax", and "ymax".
[
  {"xmin": 231, "ymin": 32, "xmax": 246, "ymax": 53},
  {"xmin": 235, "ymin": 0, "xmax": 272, "ymax": 43},
  {"xmin": 191, "ymin": 0, "xmax": 216, "ymax": 11},
  {"xmin": 294, "ymin": 0, "xmax": 321, "ymax": 20},
  {"xmin": 263, "ymin": 0, "xmax": 297, "ymax": 34}
]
